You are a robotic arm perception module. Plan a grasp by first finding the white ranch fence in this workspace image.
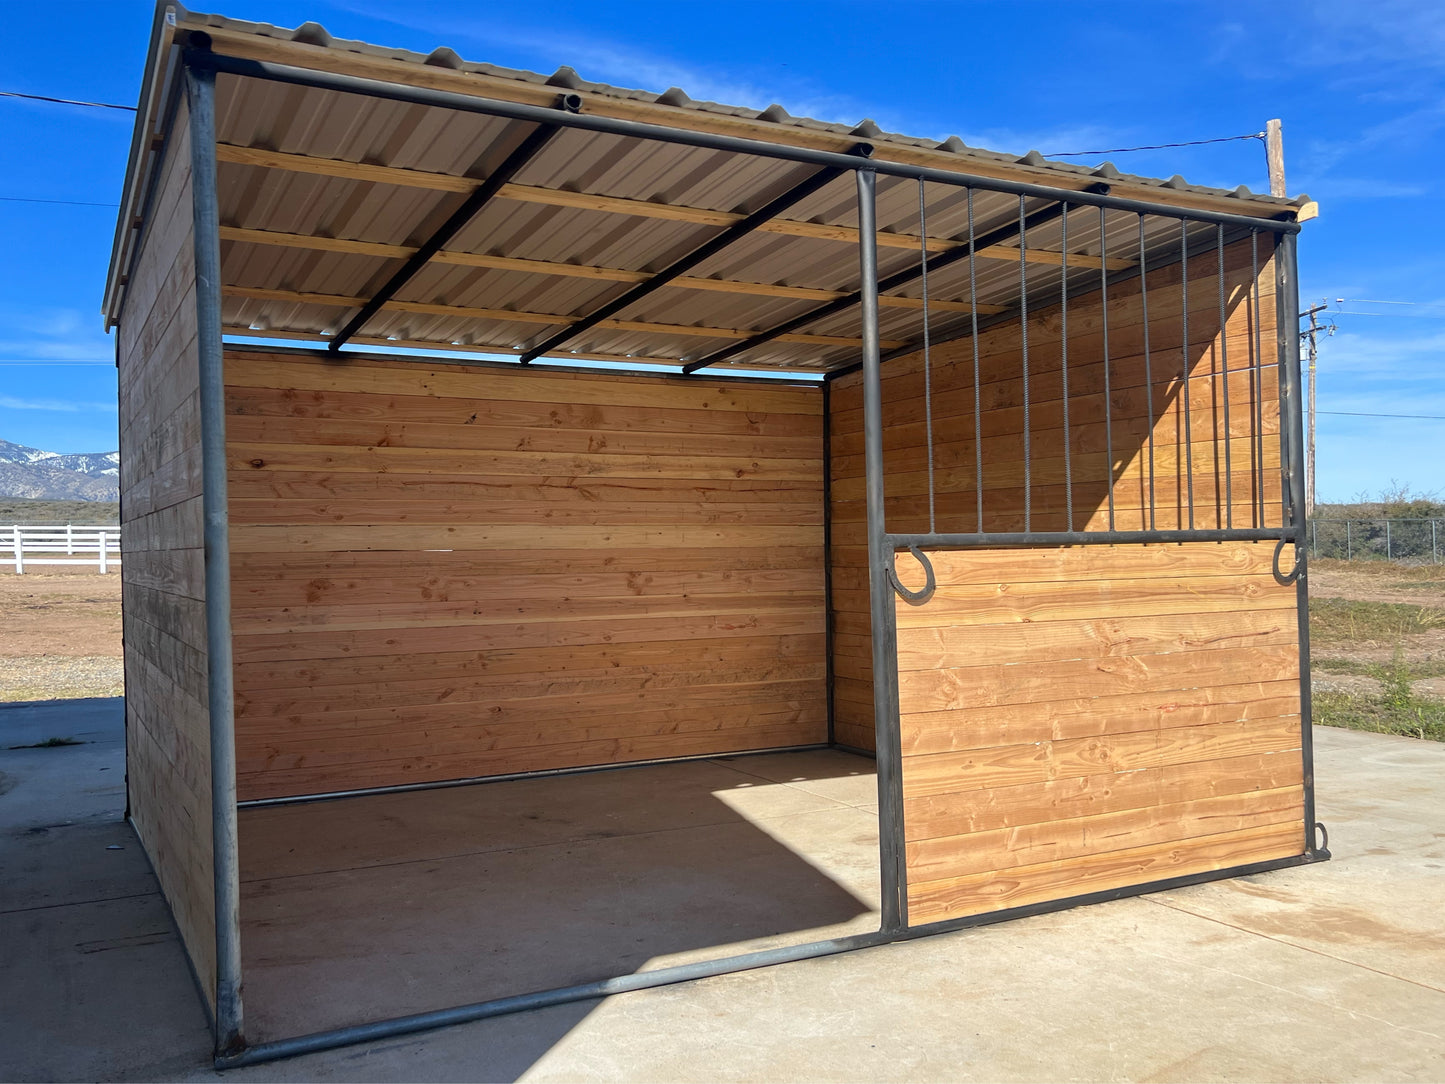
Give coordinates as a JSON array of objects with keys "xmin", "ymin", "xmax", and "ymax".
[{"xmin": 1, "ymin": 525, "xmax": 122, "ymax": 573}]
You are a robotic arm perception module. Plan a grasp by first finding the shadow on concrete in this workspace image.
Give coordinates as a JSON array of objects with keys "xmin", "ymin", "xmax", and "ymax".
[
  {"xmin": 236, "ymin": 749, "xmax": 880, "ymax": 1061},
  {"xmin": 1, "ymin": 699, "xmax": 880, "ymax": 1080}
]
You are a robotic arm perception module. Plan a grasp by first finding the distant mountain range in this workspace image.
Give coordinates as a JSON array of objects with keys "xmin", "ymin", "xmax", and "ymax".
[{"xmin": 0, "ymin": 439, "xmax": 120, "ymax": 501}]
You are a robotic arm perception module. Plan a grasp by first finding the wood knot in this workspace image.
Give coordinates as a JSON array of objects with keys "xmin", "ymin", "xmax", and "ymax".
[{"xmin": 248, "ymin": 458, "xmax": 265, "ymax": 468}]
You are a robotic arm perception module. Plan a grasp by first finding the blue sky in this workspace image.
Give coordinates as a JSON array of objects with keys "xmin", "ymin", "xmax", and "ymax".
[{"xmin": 0, "ymin": 0, "xmax": 1440, "ymax": 501}]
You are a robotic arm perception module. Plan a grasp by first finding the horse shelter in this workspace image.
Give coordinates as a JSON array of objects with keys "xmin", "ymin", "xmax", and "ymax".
[{"xmin": 104, "ymin": 4, "xmax": 1329, "ymax": 1067}]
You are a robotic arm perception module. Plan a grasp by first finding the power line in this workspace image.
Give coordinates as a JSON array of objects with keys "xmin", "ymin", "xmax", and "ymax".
[
  {"xmin": 1320, "ymin": 410, "xmax": 1445, "ymax": 420},
  {"xmin": 0, "ymin": 195, "xmax": 119, "ymax": 208},
  {"xmin": 0, "ymin": 90, "xmax": 135, "ymax": 111},
  {"xmin": 1330, "ymin": 311, "xmax": 1445, "ymax": 318},
  {"xmin": 1047, "ymin": 132, "xmax": 1265, "ymax": 157}
]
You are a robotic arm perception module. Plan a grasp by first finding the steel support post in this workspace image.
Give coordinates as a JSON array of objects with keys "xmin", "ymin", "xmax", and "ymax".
[
  {"xmin": 185, "ymin": 57, "xmax": 244, "ymax": 1053},
  {"xmin": 856, "ymin": 169, "xmax": 907, "ymax": 930},
  {"xmin": 1276, "ymin": 231, "xmax": 1322, "ymax": 857}
]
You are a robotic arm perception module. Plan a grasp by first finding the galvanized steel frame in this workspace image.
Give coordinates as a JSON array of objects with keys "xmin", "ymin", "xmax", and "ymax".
[
  {"xmin": 150, "ymin": 41, "xmax": 1324, "ymax": 1068},
  {"xmin": 185, "ymin": 59, "xmax": 245, "ymax": 1056}
]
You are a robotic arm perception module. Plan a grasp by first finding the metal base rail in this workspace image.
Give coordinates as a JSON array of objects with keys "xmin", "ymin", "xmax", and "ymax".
[
  {"xmin": 887, "ymin": 527, "xmax": 1296, "ymax": 550},
  {"xmin": 215, "ymin": 848, "xmax": 1328, "ymax": 1070},
  {"xmin": 237, "ymin": 743, "xmax": 834, "ymax": 809}
]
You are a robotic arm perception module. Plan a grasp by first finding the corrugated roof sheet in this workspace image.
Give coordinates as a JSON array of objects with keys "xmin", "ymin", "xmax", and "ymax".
[{"xmin": 106, "ymin": 4, "xmax": 1312, "ymax": 375}]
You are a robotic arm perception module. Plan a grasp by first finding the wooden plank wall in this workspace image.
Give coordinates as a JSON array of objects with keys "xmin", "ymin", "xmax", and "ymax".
[
  {"xmin": 897, "ymin": 542, "xmax": 1305, "ymax": 924},
  {"xmin": 117, "ymin": 102, "xmax": 217, "ymax": 1007},
  {"xmin": 829, "ymin": 237, "xmax": 1283, "ymax": 749},
  {"xmin": 223, "ymin": 351, "xmax": 827, "ymax": 801}
]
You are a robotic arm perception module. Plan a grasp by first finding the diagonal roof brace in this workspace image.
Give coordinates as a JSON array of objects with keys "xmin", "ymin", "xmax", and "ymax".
[
  {"xmin": 328, "ymin": 97, "xmax": 580, "ymax": 350},
  {"xmin": 681, "ymin": 185, "xmax": 1109, "ymax": 374},
  {"xmin": 518, "ymin": 144, "xmax": 874, "ymax": 363}
]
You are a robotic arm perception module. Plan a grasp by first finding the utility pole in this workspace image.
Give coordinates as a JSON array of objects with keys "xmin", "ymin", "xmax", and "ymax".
[
  {"xmin": 1265, "ymin": 119, "xmax": 1286, "ymax": 197},
  {"xmin": 1301, "ymin": 302, "xmax": 1328, "ymax": 518}
]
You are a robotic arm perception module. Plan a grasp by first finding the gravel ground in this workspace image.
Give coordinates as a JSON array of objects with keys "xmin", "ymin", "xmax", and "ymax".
[{"xmin": 0, "ymin": 655, "xmax": 124, "ymax": 703}]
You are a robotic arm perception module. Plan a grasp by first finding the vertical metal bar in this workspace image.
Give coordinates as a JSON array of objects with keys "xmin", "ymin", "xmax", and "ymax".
[
  {"xmin": 1218, "ymin": 225, "xmax": 1233, "ymax": 528},
  {"xmin": 822, "ymin": 378, "xmax": 835, "ymax": 747},
  {"xmin": 185, "ymin": 58, "xmax": 244, "ymax": 1055},
  {"xmin": 1346, "ymin": 519, "xmax": 1352, "ymax": 560},
  {"xmin": 968, "ymin": 189, "xmax": 984, "ymax": 533},
  {"xmin": 1434, "ymin": 519, "xmax": 1439, "ymax": 564},
  {"xmin": 1386, "ymin": 520, "xmax": 1392, "ymax": 560},
  {"xmin": 1019, "ymin": 196, "xmax": 1032, "ymax": 533},
  {"xmin": 1180, "ymin": 221, "xmax": 1194, "ymax": 529},
  {"xmin": 1100, "ymin": 207, "xmax": 1115, "ymax": 531},
  {"xmin": 1312, "ymin": 519, "xmax": 1317, "ymax": 558},
  {"xmin": 1060, "ymin": 204, "xmax": 1073, "ymax": 531},
  {"xmin": 857, "ymin": 169, "xmax": 906, "ymax": 930},
  {"xmin": 918, "ymin": 179, "xmax": 936, "ymax": 534},
  {"xmin": 1275, "ymin": 231, "xmax": 1318, "ymax": 856},
  {"xmin": 1251, "ymin": 231, "xmax": 1266, "ymax": 527},
  {"xmin": 1138, "ymin": 216, "xmax": 1156, "ymax": 531}
]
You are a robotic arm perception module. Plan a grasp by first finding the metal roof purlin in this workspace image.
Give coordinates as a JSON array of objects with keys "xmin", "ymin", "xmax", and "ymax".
[
  {"xmin": 681, "ymin": 194, "xmax": 1091, "ymax": 374},
  {"xmin": 326, "ymin": 96, "xmax": 581, "ymax": 350},
  {"xmin": 517, "ymin": 152, "xmax": 870, "ymax": 364}
]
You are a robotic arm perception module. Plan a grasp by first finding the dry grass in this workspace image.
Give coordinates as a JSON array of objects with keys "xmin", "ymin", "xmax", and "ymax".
[
  {"xmin": 0, "ymin": 498, "xmax": 119, "ymax": 526},
  {"xmin": 1309, "ymin": 559, "xmax": 1445, "ymax": 741}
]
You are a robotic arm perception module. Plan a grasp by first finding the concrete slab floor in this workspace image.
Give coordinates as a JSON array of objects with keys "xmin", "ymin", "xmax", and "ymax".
[
  {"xmin": 0, "ymin": 701, "xmax": 1440, "ymax": 1083},
  {"xmin": 237, "ymin": 750, "xmax": 882, "ymax": 1042}
]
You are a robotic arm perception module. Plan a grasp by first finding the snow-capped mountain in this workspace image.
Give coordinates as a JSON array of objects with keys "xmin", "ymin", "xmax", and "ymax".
[
  {"xmin": 38, "ymin": 450, "xmax": 120, "ymax": 476},
  {"xmin": 0, "ymin": 440, "xmax": 120, "ymax": 500}
]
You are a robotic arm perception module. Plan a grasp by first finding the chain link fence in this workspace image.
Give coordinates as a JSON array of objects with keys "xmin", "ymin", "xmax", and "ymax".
[{"xmin": 1308, "ymin": 518, "xmax": 1444, "ymax": 563}]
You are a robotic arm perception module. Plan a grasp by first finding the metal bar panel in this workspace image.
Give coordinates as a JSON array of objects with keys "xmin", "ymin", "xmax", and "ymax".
[
  {"xmin": 682, "ymin": 201, "xmax": 1070, "ymax": 374},
  {"xmin": 184, "ymin": 57, "xmax": 244, "ymax": 1056},
  {"xmin": 187, "ymin": 49, "xmax": 1306, "ymax": 233},
  {"xmin": 1250, "ymin": 231, "xmax": 1264, "ymax": 526},
  {"xmin": 1276, "ymin": 231, "xmax": 1321, "ymax": 856},
  {"xmin": 520, "ymin": 162, "xmax": 854, "ymax": 362},
  {"xmin": 1180, "ymin": 221, "xmax": 1194, "ymax": 528},
  {"xmin": 1218, "ymin": 225, "xmax": 1234, "ymax": 527},
  {"xmin": 1138, "ymin": 216, "xmax": 1156, "ymax": 530},
  {"xmin": 1100, "ymin": 207, "xmax": 1116, "ymax": 530},
  {"xmin": 918, "ymin": 180, "xmax": 936, "ymax": 533},
  {"xmin": 1019, "ymin": 196, "xmax": 1032, "ymax": 532},
  {"xmin": 866, "ymin": 222, "xmax": 1264, "ymax": 376},
  {"xmin": 330, "ymin": 120, "xmax": 563, "ymax": 349},
  {"xmin": 822, "ymin": 379, "xmax": 836, "ymax": 746},
  {"xmin": 968, "ymin": 190, "xmax": 984, "ymax": 532},
  {"xmin": 1060, "ymin": 203, "xmax": 1072, "ymax": 530},
  {"xmin": 856, "ymin": 168, "xmax": 906, "ymax": 931}
]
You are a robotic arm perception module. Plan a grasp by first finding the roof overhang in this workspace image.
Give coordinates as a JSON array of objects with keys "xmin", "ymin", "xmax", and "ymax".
[{"xmin": 103, "ymin": 4, "xmax": 1315, "ymax": 377}]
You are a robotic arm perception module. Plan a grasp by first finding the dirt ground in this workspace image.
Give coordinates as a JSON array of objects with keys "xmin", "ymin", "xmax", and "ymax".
[
  {"xmin": 1307, "ymin": 559, "xmax": 1445, "ymax": 702},
  {"xmin": 0, "ymin": 568, "xmax": 123, "ymax": 702},
  {"xmin": 1309, "ymin": 559, "xmax": 1445, "ymax": 609}
]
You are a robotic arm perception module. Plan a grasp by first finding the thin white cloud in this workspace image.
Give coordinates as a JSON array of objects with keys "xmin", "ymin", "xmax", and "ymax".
[
  {"xmin": 0, "ymin": 396, "xmax": 117, "ymax": 413},
  {"xmin": 328, "ymin": 1, "xmax": 870, "ymax": 124}
]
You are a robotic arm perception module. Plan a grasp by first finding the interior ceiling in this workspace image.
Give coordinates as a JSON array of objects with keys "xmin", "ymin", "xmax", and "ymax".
[{"xmin": 111, "ymin": 16, "xmax": 1300, "ymax": 377}]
